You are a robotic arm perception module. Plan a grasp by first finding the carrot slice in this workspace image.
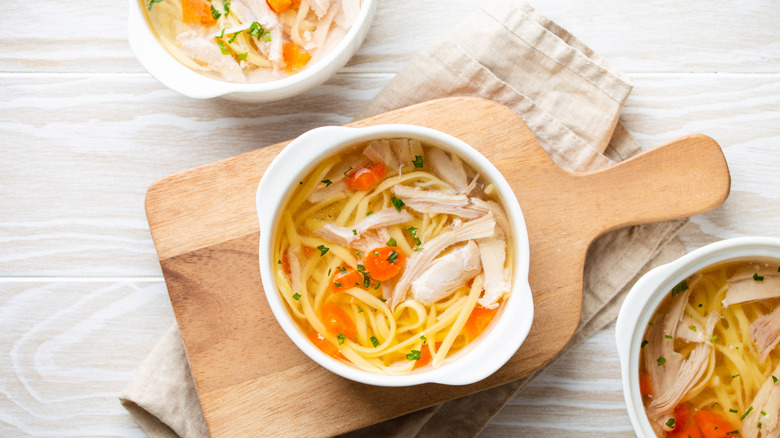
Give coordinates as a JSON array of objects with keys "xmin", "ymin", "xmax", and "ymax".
[
  {"xmin": 320, "ymin": 302, "xmax": 356, "ymax": 338},
  {"xmin": 307, "ymin": 330, "xmax": 345, "ymax": 360},
  {"xmin": 463, "ymin": 306, "xmax": 498, "ymax": 341},
  {"xmin": 639, "ymin": 371, "xmax": 653, "ymax": 397},
  {"xmin": 282, "ymin": 42, "xmax": 311, "ymax": 74},
  {"xmin": 694, "ymin": 409, "xmax": 738, "ymax": 438},
  {"xmin": 330, "ymin": 266, "xmax": 363, "ymax": 292},
  {"xmin": 413, "ymin": 342, "xmax": 442, "ymax": 369},
  {"xmin": 181, "ymin": 0, "xmax": 216, "ymax": 24},
  {"xmin": 363, "ymin": 246, "xmax": 405, "ymax": 281},
  {"xmin": 266, "ymin": 0, "xmax": 292, "ymax": 13},
  {"xmin": 344, "ymin": 162, "xmax": 386, "ymax": 191}
]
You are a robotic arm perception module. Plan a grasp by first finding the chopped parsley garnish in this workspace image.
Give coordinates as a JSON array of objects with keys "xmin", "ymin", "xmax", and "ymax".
[
  {"xmin": 657, "ymin": 356, "xmax": 667, "ymax": 366},
  {"xmin": 774, "ymin": 375, "xmax": 779, "ymax": 383},
  {"xmin": 753, "ymin": 273, "xmax": 764, "ymax": 281},
  {"xmin": 262, "ymin": 32, "xmax": 272, "ymax": 42},
  {"xmin": 741, "ymin": 406, "xmax": 753, "ymax": 420},
  {"xmin": 337, "ymin": 333, "xmax": 346, "ymax": 345},
  {"xmin": 730, "ymin": 408, "xmax": 739, "ymax": 413},
  {"xmin": 406, "ymin": 350, "xmax": 421, "ymax": 361},
  {"xmin": 327, "ymin": 268, "xmax": 331, "ymax": 276},
  {"xmin": 277, "ymin": 259, "xmax": 282, "ymax": 264},
  {"xmin": 726, "ymin": 431, "xmax": 740, "ymax": 435},
  {"xmin": 370, "ymin": 336, "xmax": 379, "ymax": 347},
  {"xmin": 237, "ymin": 52, "xmax": 248, "ymax": 61},
  {"xmin": 406, "ymin": 227, "xmax": 422, "ymax": 245},
  {"xmin": 216, "ymin": 40, "xmax": 229, "ymax": 55},
  {"xmin": 223, "ymin": 0, "xmax": 231, "ymax": 14},
  {"xmin": 147, "ymin": 0, "xmax": 164, "ymax": 10},
  {"xmin": 710, "ymin": 335, "xmax": 718, "ymax": 342},
  {"xmin": 387, "ymin": 237, "xmax": 397, "ymax": 246},
  {"xmin": 387, "ymin": 250, "xmax": 399, "ymax": 264},
  {"xmin": 641, "ymin": 340, "xmax": 648, "ymax": 349},
  {"xmin": 317, "ymin": 245, "xmax": 329, "ymax": 256},
  {"xmin": 648, "ymin": 322, "xmax": 654, "ymax": 326},
  {"xmin": 247, "ymin": 21, "xmax": 265, "ymax": 40},
  {"xmin": 698, "ymin": 303, "xmax": 703, "ymax": 308},
  {"xmin": 666, "ymin": 418, "xmax": 675, "ymax": 428},
  {"xmin": 671, "ymin": 279, "xmax": 689, "ymax": 297},
  {"xmin": 420, "ymin": 335, "xmax": 427, "ymax": 344},
  {"xmin": 228, "ymin": 32, "xmax": 239, "ymax": 43},
  {"xmin": 334, "ymin": 282, "xmax": 341, "ymax": 288},
  {"xmin": 761, "ymin": 410, "xmax": 767, "ymax": 416},
  {"xmin": 211, "ymin": 5, "xmax": 222, "ymax": 19},
  {"xmin": 357, "ymin": 264, "xmax": 367, "ymax": 274},
  {"xmin": 711, "ymin": 402, "xmax": 720, "ymax": 408},
  {"xmin": 414, "ymin": 248, "xmax": 424, "ymax": 252},
  {"xmin": 380, "ymin": 298, "xmax": 387, "ymax": 302},
  {"xmin": 356, "ymin": 251, "xmax": 362, "ymax": 257},
  {"xmin": 343, "ymin": 166, "xmax": 353, "ymax": 176},
  {"xmin": 391, "ymin": 196, "xmax": 405, "ymax": 212},
  {"xmin": 292, "ymin": 293, "xmax": 301, "ymax": 300},
  {"xmin": 216, "ymin": 28, "xmax": 226, "ymax": 39},
  {"xmin": 374, "ymin": 282, "xmax": 381, "ymax": 290},
  {"xmin": 321, "ymin": 179, "xmax": 333, "ymax": 186},
  {"xmin": 363, "ymin": 276, "xmax": 370, "ymax": 288},
  {"xmin": 366, "ymin": 210, "xmax": 373, "ymax": 216},
  {"xmin": 412, "ymin": 155, "xmax": 424, "ymax": 168},
  {"xmin": 665, "ymin": 335, "xmax": 673, "ymax": 339},
  {"xmin": 352, "ymin": 229, "xmax": 357, "ymax": 235},
  {"xmin": 690, "ymin": 325, "xmax": 697, "ymax": 331},
  {"xmin": 732, "ymin": 374, "xmax": 740, "ymax": 379},
  {"xmin": 357, "ymin": 306, "xmax": 364, "ymax": 313}
]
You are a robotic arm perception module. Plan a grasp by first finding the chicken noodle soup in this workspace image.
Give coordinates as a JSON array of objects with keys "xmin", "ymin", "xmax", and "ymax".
[
  {"xmin": 273, "ymin": 138, "xmax": 514, "ymax": 375},
  {"xmin": 144, "ymin": 0, "xmax": 362, "ymax": 83},
  {"xmin": 640, "ymin": 259, "xmax": 780, "ymax": 437}
]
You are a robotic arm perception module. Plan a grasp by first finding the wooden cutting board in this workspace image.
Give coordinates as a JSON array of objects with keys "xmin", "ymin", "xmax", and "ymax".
[{"xmin": 145, "ymin": 97, "xmax": 730, "ymax": 437}]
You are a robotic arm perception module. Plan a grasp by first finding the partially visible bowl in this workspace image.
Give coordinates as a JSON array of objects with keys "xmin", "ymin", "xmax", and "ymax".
[
  {"xmin": 256, "ymin": 124, "xmax": 534, "ymax": 387},
  {"xmin": 616, "ymin": 236, "xmax": 780, "ymax": 436},
  {"xmin": 127, "ymin": 0, "xmax": 375, "ymax": 102}
]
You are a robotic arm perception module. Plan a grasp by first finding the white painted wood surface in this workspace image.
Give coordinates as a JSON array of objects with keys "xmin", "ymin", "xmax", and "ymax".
[{"xmin": 1, "ymin": 0, "xmax": 778, "ymax": 436}]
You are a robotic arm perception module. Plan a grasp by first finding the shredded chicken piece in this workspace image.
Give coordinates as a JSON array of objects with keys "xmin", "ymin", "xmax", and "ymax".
[
  {"xmin": 476, "ymin": 237, "xmax": 510, "ymax": 309},
  {"xmin": 362, "ymin": 140, "xmax": 398, "ymax": 169},
  {"xmin": 411, "ymin": 241, "xmax": 482, "ymax": 305},
  {"xmin": 308, "ymin": 0, "xmax": 331, "ymax": 17},
  {"xmin": 750, "ymin": 304, "xmax": 780, "ymax": 361},
  {"xmin": 723, "ymin": 266, "xmax": 780, "ymax": 307},
  {"xmin": 741, "ymin": 362, "xmax": 780, "ymax": 438},
  {"xmin": 390, "ymin": 212, "xmax": 496, "ymax": 308},
  {"xmin": 316, "ymin": 208, "xmax": 412, "ymax": 247},
  {"xmin": 177, "ymin": 31, "xmax": 247, "ymax": 83},
  {"xmin": 647, "ymin": 312, "xmax": 721, "ymax": 422},
  {"xmin": 391, "ymin": 185, "xmax": 484, "ymax": 218},
  {"xmin": 234, "ymin": 0, "xmax": 283, "ymax": 61},
  {"xmin": 427, "ymin": 147, "xmax": 468, "ymax": 192},
  {"xmin": 308, "ymin": 179, "xmax": 347, "ymax": 203}
]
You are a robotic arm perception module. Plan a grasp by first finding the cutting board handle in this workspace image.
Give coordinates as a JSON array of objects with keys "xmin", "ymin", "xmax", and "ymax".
[{"xmin": 572, "ymin": 134, "xmax": 730, "ymax": 237}]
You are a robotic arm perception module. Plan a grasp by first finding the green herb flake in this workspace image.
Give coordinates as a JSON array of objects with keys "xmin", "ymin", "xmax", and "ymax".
[
  {"xmin": 698, "ymin": 303, "xmax": 703, "ymax": 308},
  {"xmin": 147, "ymin": 0, "xmax": 164, "ymax": 11},
  {"xmin": 773, "ymin": 375, "xmax": 779, "ymax": 383},
  {"xmin": 277, "ymin": 259, "xmax": 282, "ymax": 265},
  {"xmin": 761, "ymin": 410, "xmax": 767, "ymax": 416},
  {"xmin": 741, "ymin": 406, "xmax": 754, "ymax": 421},
  {"xmin": 387, "ymin": 237, "xmax": 397, "ymax": 246},
  {"xmin": 357, "ymin": 264, "xmax": 367, "ymax": 273},
  {"xmin": 356, "ymin": 251, "xmax": 362, "ymax": 258},
  {"xmin": 237, "ymin": 52, "xmax": 248, "ymax": 61},
  {"xmin": 690, "ymin": 325, "xmax": 697, "ymax": 331},
  {"xmin": 216, "ymin": 40, "xmax": 229, "ymax": 55},
  {"xmin": 406, "ymin": 227, "xmax": 422, "ymax": 245},
  {"xmin": 758, "ymin": 422, "xmax": 763, "ymax": 428},
  {"xmin": 352, "ymin": 229, "xmax": 357, "ymax": 235},
  {"xmin": 363, "ymin": 275, "xmax": 370, "ymax": 288},
  {"xmin": 406, "ymin": 350, "xmax": 421, "ymax": 361},
  {"xmin": 671, "ymin": 279, "xmax": 689, "ymax": 297},
  {"xmin": 334, "ymin": 282, "xmax": 341, "ymax": 288},
  {"xmin": 711, "ymin": 335, "xmax": 719, "ymax": 342},
  {"xmin": 370, "ymin": 336, "xmax": 379, "ymax": 347},
  {"xmin": 391, "ymin": 196, "xmax": 405, "ymax": 212},
  {"xmin": 228, "ymin": 31, "xmax": 239, "ymax": 44},
  {"xmin": 641, "ymin": 340, "xmax": 649, "ymax": 349},
  {"xmin": 337, "ymin": 333, "xmax": 346, "ymax": 345},
  {"xmin": 412, "ymin": 155, "xmax": 424, "ymax": 168},
  {"xmin": 247, "ymin": 21, "xmax": 264, "ymax": 39},
  {"xmin": 421, "ymin": 335, "xmax": 427, "ymax": 344},
  {"xmin": 666, "ymin": 418, "xmax": 675, "ymax": 428},
  {"xmin": 317, "ymin": 245, "xmax": 329, "ymax": 256},
  {"xmin": 665, "ymin": 335, "xmax": 674, "ymax": 339},
  {"xmin": 732, "ymin": 374, "xmax": 741, "ymax": 379},
  {"xmin": 211, "ymin": 5, "xmax": 222, "ymax": 19},
  {"xmin": 711, "ymin": 402, "xmax": 720, "ymax": 408},
  {"xmin": 374, "ymin": 282, "xmax": 381, "ymax": 290},
  {"xmin": 730, "ymin": 408, "xmax": 739, "ymax": 413},
  {"xmin": 387, "ymin": 250, "xmax": 399, "ymax": 264},
  {"xmin": 223, "ymin": 0, "xmax": 231, "ymax": 14},
  {"xmin": 657, "ymin": 356, "xmax": 667, "ymax": 366},
  {"xmin": 380, "ymin": 298, "xmax": 387, "ymax": 302},
  {"xmin": 414, "ymin": 247, "xmax": 424, "ymax": 252},
  {"xmin": 366, "ymin": 210, "xmax": 373, "ymax": 216},
  {"xmin": 262, "ymin": 32, "xmax": 272, "ymax": 42},
  {"xmin": 215, "ymin": 28, "xmax": 226, "ymax": 39},
  {"xmin": 357, "ymin": 306, "xmax": 364, "ymax": 313},
  {"xmin": 343, "ymin": 166, "xmax": 353, "ymax": 176},
  {"xmin": 753, "ymin": 273, "xmax": 765, "ymax": 281},
  {"xmin": 321, "ymin": 179, "xmax": 333, "ymax": 186},
  {"xmin": 292, "ymin": 293, "xmax": 301, "ymax": 301},
  {"xmin": 327, "ymin": 268, "xmax": 331, "ymax": 276},
  {"xmin": 726, "ymin": 431, "xmax": 740, "ymax": 436}
]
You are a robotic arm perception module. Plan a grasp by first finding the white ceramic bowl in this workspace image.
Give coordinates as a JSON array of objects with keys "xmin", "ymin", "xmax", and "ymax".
[
  {"xmin": 256, "ymin": 124, "xmax": 534, "ymax": 386},
  {"xmin": 127, "ymin": 0, "xmax": 376, "ymax": 102},
  {"xmin": 616, "ymin": 236, "xmax": 780, "ymax": 436}
]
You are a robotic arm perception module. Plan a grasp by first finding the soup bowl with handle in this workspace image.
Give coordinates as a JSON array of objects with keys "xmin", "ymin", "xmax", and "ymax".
[
  {"xmin": 615, "ymin": 236, "xmax": 780, "ymax": 436},
  {"xmin": 127, "ymin": 0, "xmax": 376, "ymax": 102},
  {"xmin": 256, "ymin": 124, "xmax": 534, "ymax": 387}
]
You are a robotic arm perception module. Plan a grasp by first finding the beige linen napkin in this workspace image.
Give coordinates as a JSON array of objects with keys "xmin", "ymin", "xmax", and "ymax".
[{"xmin": 120, "ymin": 1, "xmax": 687, "ymax": 436}]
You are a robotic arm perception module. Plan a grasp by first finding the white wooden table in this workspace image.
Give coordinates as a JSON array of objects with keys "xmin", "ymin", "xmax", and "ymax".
[{"xmin": 1, "ymin": 1, "xmax": 778, "ymax": 436}]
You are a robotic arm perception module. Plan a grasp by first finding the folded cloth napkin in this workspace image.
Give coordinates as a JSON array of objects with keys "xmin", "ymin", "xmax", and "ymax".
[{"xmin": 119, "ymin": 1, "xmax": 688, "ymax": 436}]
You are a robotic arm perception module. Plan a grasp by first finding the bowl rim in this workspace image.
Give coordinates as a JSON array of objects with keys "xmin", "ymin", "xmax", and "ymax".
[
  {"xmin": 127, "ymin": 0, "xmax": 376, "ymax": 100},
  {"xmin": 615, "ymin": 236, "xmax": 780, "ymax": 436},
  {"xmin": 256, "ymin": 124, "xmax": 534, "ymax": 386}
]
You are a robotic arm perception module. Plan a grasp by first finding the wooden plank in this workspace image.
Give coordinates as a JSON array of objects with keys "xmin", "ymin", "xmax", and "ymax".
[{"xmin": 148, "ymin": 97, "xmax": 729, "ymax": 437}]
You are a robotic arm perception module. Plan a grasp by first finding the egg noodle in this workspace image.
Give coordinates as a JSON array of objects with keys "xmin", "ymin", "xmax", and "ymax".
[{"xmin": 272, "ymin": 144, "xmax": 513, "ymax": 374}]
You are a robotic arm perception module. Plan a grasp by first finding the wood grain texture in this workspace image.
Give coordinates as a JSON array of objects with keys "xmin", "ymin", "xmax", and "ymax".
[
  {"xmin": 146, "ymin": 97, "xmax": 729, "ymax": 437},
  {"xmin": 1, "ymin": 0, "xmax": 778, "ymax": 436}
]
